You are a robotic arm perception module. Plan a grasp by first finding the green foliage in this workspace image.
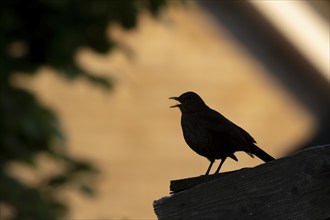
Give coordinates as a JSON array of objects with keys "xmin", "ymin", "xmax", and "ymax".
[{"xmin": 0, "ymin": 0, "xmax": 167, "ymax": 219}]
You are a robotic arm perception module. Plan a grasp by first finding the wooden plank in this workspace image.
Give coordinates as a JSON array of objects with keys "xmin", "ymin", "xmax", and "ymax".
[
  {"xmin": 153, "ymin": 145, "xmax": 330, "ymax": 220},
  {"xmin": 170, "ymin": 169, "xmax": 241, "ymax": 194}
]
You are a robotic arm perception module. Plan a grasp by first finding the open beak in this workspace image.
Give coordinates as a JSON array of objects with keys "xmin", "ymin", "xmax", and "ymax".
[{"xmin": 169, "ymin": 96, "xmax": 181, "ymax": 108}]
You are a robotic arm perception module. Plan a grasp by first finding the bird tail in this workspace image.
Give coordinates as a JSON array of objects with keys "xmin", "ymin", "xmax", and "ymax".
[{"xmin": 250, "ymin": 144, "xmax": 274, "ymax": 162}]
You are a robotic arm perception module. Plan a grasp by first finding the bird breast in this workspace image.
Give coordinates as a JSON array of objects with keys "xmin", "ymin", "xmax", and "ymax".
[{"xmin": 181, "ymin": 113, "xmax": 213, "ymax": 156}]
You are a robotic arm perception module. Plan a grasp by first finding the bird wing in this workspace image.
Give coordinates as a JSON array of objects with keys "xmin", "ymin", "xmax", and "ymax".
[{"xmin": 201, "ymin": 109, "xmax": 255, "ymax": 154}]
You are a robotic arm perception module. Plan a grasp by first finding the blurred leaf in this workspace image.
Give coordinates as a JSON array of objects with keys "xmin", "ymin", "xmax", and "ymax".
[
  {"xmin": 147, "ymin": 0, "xmax": 168, "ymax": 16},
  {"xmin": 47, "ymin": 175, "xmax": 68, "ymax": 187},
  {"xmin": 0, "ymin": 0, "xmax": 171, "ymax": 219},
  {"xmin": 71, "ymin": 161, "xmax": 98, "ymax": 173},
  {"xmin": 79, "ymin": 184, "xmax": 95, "ymax": 197},
  {"xmin": 0, "ymin": 172, "xmax": 68, "ymax": 220},
  {"xmin": 84, "ymin": 73, "xmax": 113, "ymax": 90}
]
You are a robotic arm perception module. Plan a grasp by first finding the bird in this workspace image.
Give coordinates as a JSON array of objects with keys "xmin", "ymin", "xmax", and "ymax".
[{"xmin": 169, "ymin": 91, "xmax": 274, "ymax": 175}]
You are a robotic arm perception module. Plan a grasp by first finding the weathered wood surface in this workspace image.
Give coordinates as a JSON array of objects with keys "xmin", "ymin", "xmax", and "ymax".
[
  {"xmin": 170, "ymin": 169, "xmax": 246, "ymax": 194},
  {"xmin": 153, "ymin": 145, "xmax": 330, "ymax": 220}
]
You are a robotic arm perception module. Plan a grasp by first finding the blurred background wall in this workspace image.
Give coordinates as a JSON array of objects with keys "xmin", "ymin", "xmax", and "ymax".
[{"xmin": 1, "ymin": 1, "xmax": 329, "ymax": 219}]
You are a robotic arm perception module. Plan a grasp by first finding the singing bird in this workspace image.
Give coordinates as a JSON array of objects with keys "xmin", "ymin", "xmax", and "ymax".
[{"xmin": 170, "ymin": 91, "xmax": 274, "ymax": 175}]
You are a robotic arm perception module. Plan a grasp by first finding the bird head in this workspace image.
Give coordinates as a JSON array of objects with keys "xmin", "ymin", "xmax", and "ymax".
[{"xmin": 169, "ymin": 91, "xmax": 207, "ymax": 113}]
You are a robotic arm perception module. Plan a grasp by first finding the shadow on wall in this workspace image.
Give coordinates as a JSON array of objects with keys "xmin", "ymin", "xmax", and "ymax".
[{"xmin": 199, "ymin": 1, "xmax": 330, "ymax": 150}]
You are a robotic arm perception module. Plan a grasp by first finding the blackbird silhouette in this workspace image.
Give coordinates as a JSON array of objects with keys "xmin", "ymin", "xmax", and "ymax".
[{"xmin": 170, "ymin": 91, "xmax": 274, "ymax": 175}]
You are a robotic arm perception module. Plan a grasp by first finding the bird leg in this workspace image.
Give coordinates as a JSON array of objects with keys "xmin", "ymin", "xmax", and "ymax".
[
  {"xmin": 214, "ymin": 158, "xmax": 226, "ymax": 174},
  {"xmin": 205, "ymin": 159, "xmax": 215, "ymax": 175}
]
